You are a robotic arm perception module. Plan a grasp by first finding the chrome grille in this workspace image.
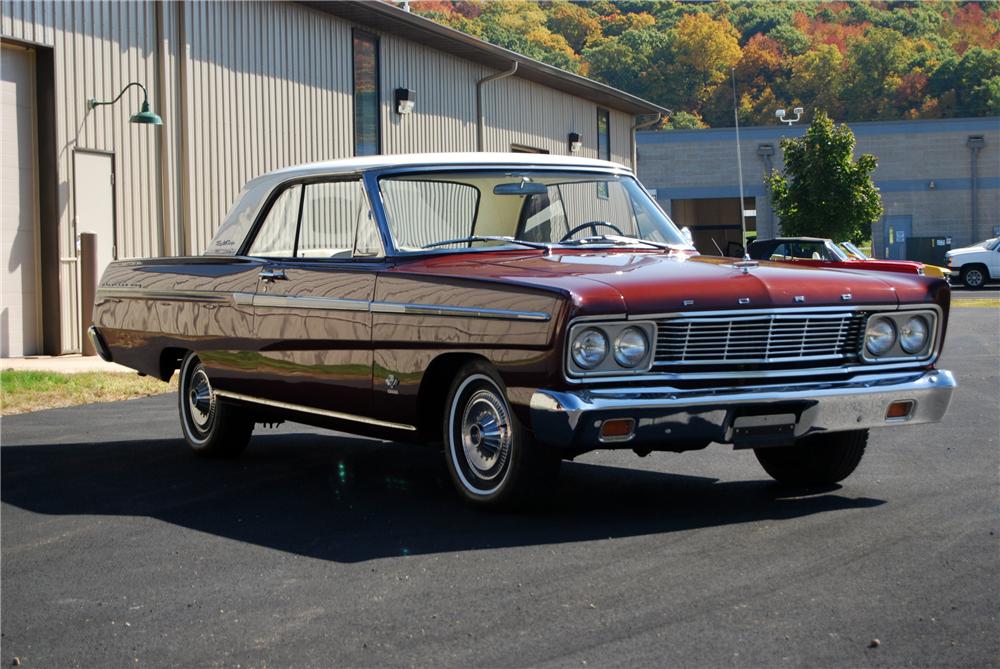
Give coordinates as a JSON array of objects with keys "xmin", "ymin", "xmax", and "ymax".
[{"xmin": 654, "ymin": 311, "xmax": 865, "ymax": 367}]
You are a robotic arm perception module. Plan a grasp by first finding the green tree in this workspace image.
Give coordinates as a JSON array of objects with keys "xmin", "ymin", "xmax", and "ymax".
[
  {"xmin": 546, "ymin": 1, "xmax": 601, "ymax": 52},
  {"xmin": 663, "ymin": 13, "xmax": 743, "ymax": 110},
  {"xmin": 766, "ymin": 112, "xmax": 883, "ymax": 243}
]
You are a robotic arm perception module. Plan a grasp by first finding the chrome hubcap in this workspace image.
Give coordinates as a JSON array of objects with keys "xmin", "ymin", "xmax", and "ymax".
[
  {"xmin": 967, "ymin": 269, "xmax": 983, "ymax": 286},
  {"xmin": 460, "ymin": 390, "xmax": 511, "ymax": 481},
  {"xmin": 187, "ymin": 368, "xmax": 215, "ymax": 431}
]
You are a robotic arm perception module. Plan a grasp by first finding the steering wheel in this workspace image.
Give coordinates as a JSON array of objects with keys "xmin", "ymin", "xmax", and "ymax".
[{"xmin": 560, "ymin": 221, "xmax": 625, "ymax": 242}]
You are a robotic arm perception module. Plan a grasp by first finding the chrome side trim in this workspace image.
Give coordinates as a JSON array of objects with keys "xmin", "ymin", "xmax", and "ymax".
[
  {"xmin": 253, "ymin": 294, "xmax": 370, "ymax": 311},
  {"xmin": 214, "ymin": 390, "xmax": 417, "ymax": 432},
  {"xmin": 233, "ymin": 292, "xmax": 254, "ymax": 306},
  {"xmin": 370, "ymin": 301, "xmax": 550, "ymax": 321},
  {"xmin": 96, "ymin": 287, "xmax": 230, "ymax": 303}
]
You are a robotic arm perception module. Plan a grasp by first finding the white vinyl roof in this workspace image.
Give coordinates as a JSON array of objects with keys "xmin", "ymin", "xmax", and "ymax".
[{"xmin": 261, "ymin": 152, "xmax": 632, "ymax": 183}]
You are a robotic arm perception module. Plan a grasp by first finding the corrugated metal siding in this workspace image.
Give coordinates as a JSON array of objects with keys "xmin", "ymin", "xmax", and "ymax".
[
  {"xmin": 181, "ymin": 1, "xmax": 354, "ymax": 254},
  {"xmin": 2, "ymin": 0, "xmax": 639, "ymax": 353},
  {"xmin": 2, "ymin": 0, "xmax": 161, "ymax": 352},
  {"xmin": 380, "ymin": 36, "xmax": 482, "ymax": 154}
]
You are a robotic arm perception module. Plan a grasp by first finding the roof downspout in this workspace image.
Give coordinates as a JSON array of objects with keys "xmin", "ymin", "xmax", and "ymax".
[
  {"xmin": 630, "ymin": 112, "xmax": 666, "ymax": 172},
  {"xmin": 477, "ymin": 62, "xmax": 518, "ymax": 152},
  {"xmin": 966, "ymin": 135, "xmax": 985, "ymax": 243}
]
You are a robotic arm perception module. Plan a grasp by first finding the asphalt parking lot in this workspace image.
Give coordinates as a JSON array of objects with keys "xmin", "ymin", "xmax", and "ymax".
[{"xmin": 2, "ymin": 307, "xmax": 998, "ymax": 668}]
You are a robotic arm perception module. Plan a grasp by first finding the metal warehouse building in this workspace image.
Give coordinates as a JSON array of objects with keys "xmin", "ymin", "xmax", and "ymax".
[
  {"xmin": 638, "ymin": 117, "xmax": 999, "ymax": 261},
  {"xmin": 1, "ymin": 0, "xmax": 666, "ymax": 358}
]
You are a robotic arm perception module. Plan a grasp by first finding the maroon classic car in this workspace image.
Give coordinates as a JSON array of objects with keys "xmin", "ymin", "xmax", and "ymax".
[
  {"xmin": 747, "ymin": 237, "xmax": 936, "ymax": 276},
  {"xmin": 90, "ymin": 154, "xmax": 956, "ymax": 508}
]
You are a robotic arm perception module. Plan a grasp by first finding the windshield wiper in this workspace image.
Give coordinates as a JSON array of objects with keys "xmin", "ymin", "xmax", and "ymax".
[
  {"xmin": 558, "ymin": 234, "xmax": 677, "ymax": 250},
  {"xmin": 421, "ymin": 235, "xmax": 551, "ymax": 251}
]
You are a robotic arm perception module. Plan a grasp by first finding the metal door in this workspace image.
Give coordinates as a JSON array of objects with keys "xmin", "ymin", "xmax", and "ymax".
[
  {"xmin": 883, "ymin": 215, "xmax": 912, "ymax": 260},
  {"xmin": 73, "ymin": 151, "xmax": 116, "ymax": 280},
  {"xmin": 1, "ymin": 44, "xmax": 39, "ymax": 357}
]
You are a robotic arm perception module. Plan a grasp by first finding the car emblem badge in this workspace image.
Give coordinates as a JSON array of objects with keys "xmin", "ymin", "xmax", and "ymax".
[
  {"xmin": 794, "ymin": 295, "xmax": 806, "ymax": 303},
  {"xmin": 841, "ymin": 293, "xmax": 853, "ymax": 301},
  {"xmin": 739, "ymin": 297, "xmax": 750, "ymax": 304},
  {"xmin": 386, "ymin": 374, "xmax": 400, "ymax": 394},
  {"xmin": 682, "ymin": 299, "xmax": 695, "ymax": 307},
  {"xmin": 732, "ymin": 253, "xmax": 759, "ymax": 275}
]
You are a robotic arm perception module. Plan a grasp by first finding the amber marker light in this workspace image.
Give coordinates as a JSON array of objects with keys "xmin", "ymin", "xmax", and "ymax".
[
  {"xmin": 599, "ymin": 418, "xmax": 635, "ymax": 442},
  {"xmin": 886, "ymin": 400, "xmax": 915, "ymax": 421}
]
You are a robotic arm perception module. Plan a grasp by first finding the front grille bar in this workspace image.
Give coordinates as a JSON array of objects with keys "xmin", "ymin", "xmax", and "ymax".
[{"xmin": 654, "ymin": 311, "xmax": 865, "ymax": 367}]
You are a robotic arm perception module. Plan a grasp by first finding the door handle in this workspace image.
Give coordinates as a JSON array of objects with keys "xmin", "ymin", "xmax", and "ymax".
[{"xmin": 259, "ymin": 268, "xmax": 287, "ymax": 282}]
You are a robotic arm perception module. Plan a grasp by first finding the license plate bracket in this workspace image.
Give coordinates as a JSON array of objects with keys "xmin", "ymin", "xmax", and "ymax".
[{"xmin": 731, "ymin": 413, "xmax": 797, "ymax": 449}]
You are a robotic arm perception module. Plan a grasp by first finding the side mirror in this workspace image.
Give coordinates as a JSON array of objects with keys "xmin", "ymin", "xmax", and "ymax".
[{"xmin": 681, "ymin": 226, "xmax": 694, "ymax": 245}]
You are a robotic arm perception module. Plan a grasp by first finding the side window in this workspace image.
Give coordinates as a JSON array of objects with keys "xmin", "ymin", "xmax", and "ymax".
[
  {"xmin": 380, "ymin": 180, "xmax": 478, "ymax": 250},
  {"xmin": 248, "ymin": 184, "xmax": 301, "ymax": 257},
  {"xmin": 298, "ymin": 180, "xmax": 379, "ymax": 258},
  {"xmin": 769, "ymin": 243, "xmax": 789, "ymax": 259}
]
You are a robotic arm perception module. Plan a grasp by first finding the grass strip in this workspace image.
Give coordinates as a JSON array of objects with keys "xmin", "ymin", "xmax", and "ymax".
[
  {"xmin": 0, "ymin": 370, "xmax": 176, "ymax": 416},
  {"xmin": 952, "ymin": 299, "xmax": 1000, "ymax": 308}
]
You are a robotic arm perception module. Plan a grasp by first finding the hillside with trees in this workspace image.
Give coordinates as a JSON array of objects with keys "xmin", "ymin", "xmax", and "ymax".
[{"xmin": 410, "ymin": 0, "xmax": 1000, "ymax": 128}]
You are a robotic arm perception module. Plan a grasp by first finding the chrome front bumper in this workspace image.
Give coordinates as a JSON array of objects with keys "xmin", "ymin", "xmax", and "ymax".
[{"xmin": 529, "ymin": 370, "xmax": 956, "ymax": 449}]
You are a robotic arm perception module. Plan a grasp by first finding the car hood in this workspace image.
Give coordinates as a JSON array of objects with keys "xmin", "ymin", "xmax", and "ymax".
[
  {"xmin": 946, "ymin": 246, "xmax": 989, "ymax": 258},
  {"xmin": 393, "ymin": 250, "xmax": 946, "ymax": 316}
]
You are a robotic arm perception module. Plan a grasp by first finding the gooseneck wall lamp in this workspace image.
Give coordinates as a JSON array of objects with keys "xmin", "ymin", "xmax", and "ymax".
[{"xmin": 87, "ymin": 82, "xmax": 163, "ymax": 125}]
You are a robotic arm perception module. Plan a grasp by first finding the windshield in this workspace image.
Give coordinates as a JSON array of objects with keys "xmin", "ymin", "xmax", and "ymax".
[
  {"xmin": 824, "ymin": 240, "xmax": 850, "ymax": 261},
  {"xmin": 840, "ymin": 241, "xmax": 868, "ymax": 259},
  {"xmin": 377, "ymin": 170, "xmax": 689, "ymax": 253},
  {"xmin": 975, "ymin": 237, "xmax": 1000, "ymax": 250}
]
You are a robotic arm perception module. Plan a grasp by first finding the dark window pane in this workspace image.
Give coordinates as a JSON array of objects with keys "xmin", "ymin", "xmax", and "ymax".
[
  {"xmin": 597, "ymin": 108, "xmax": 610, "ymax": 198},
  {"xmin": 353, "ymin": 32, "xmax": 380, "ymax": 156},
  {"xmin": 597, "ymin": 108, "xmax": 610, "ymax": 161}
]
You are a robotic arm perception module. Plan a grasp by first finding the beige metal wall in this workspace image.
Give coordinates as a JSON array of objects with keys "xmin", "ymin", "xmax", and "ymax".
[{"xmin": 1, "ymin": 0, "xmax": 639, "ymax": 354}]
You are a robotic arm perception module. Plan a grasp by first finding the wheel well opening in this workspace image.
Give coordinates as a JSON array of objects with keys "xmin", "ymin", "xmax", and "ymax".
[
  {"xmin": 415, "ymin": 353, "xmax": 490, "ymax": 438},
  {"xmin": 159, "ymin": 347, "xmax": 188, "ymax": 382}
]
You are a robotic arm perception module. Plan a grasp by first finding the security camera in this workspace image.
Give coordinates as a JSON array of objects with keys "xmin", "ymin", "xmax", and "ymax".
[
  {"xmin": 793, "ymin": 107, "xmax": 803, "ymax": 115},
  {"xmin": 775, "ymin": 109, "xmax": 786, "ymax": 119}
]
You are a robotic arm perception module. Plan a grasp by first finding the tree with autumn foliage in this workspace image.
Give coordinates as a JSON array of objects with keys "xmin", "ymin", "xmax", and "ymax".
[
  {"xmin": 766, "ymin": 112, "xmax": 883, "ymax": 243},
  {"xmin": 411, "ymin": 1, "xmax": 1000, "ymax": 128}
]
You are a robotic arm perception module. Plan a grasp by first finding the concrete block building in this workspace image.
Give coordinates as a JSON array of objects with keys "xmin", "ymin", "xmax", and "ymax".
[
  {"xmin": 637, "ymin": 117, "xmax": 999, "ymax": 260},
  {"xmin": 1, "ymin": 0, "xmax": 666, "ymax": 357}
]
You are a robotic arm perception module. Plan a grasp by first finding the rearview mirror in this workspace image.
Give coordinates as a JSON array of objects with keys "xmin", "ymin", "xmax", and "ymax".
[{"xmin": 493, "ymin": 182, "xmax": 548, "ymax": 195}]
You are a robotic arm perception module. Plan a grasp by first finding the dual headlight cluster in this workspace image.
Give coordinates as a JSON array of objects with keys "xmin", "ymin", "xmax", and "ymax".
[
  {"xmin": 864, "ymin": 311, "xmax": 935, "ymax": 359},
  {"xmin": 568, "ymin": 322, "xmax": 655, "ymax": 376}
]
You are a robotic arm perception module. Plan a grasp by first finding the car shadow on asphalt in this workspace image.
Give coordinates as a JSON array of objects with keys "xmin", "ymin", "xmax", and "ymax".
[{"xmin": 0, "ymin": 432, "xmax": 884, "ymax": 563}]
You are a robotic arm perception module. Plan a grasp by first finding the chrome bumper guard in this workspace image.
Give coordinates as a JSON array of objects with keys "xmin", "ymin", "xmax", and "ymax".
[
  {"xmin": 87, "ymin": 325, "xmax": 113, "ymax": 362},
  {"xmin": 529, "ymin": 370, "xmax": 956, "ymax": 449}
]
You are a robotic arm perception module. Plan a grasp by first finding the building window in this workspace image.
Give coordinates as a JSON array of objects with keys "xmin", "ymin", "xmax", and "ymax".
[
  {"xmin": 353, "ymin": 31, "xmax": 380, "ymax": 156},
  {"xmin": 597, "ymin": 108, "xmax": 610, "ymax": 198}
]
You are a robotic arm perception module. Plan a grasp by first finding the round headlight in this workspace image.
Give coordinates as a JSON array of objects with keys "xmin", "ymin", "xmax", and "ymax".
[
  {"xmin": 900, "ymin": 316, "xmax": 929, "ymax": 354},
  {"xmin": 865, "ymin": 317, "xmax": 897, "ymax": 357},
  {"xmin": 571, "ymin": 328, "xmax": 608, "ymax": 369},
  {"xmin": 614, "ymin": 327, "xmax": 648, "ymax": 367}
]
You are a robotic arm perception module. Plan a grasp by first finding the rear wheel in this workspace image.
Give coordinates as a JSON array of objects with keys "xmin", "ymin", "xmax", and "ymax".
[
  {"xmin": 754, "ymin": 429, "xmax": 868, "ymax": 486},
  {"xmin": 178, "ymin": 352, "xmax": 253, "ymax": 458},
  {"xmin": 961, "ymin": 265, "xmax": 987, "ymax": 289},
  {"xmin": 443, "ymin": 361, "xmax": 560, "ymax": 508}
]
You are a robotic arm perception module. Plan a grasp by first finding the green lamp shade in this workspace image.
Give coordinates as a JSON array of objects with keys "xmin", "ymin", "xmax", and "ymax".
[{"xmin": 130, "ymin": 101, "xmax": 162, "ymax": 125}]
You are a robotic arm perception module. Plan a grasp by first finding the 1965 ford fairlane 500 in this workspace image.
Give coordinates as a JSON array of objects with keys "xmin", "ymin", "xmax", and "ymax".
[{"xmin": 91, "ymin": 153, "xmax": 956, "ymax": 508}]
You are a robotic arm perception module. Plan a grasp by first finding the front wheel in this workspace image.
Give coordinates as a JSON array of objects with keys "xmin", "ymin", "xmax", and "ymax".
[
  {"xmin": 178, "ymin": 352, "xmax": 253, "ymax": 458},
  {"xmin": 443, "ymin": 362, "xmax": 560, "ymax": 508},
  {"xmin": 961, "ymin": 265, "xmax": 987, "ymax": 289},
  {"xmin": 754, "ymin": 429, "xmax": 868, "ymax": 486}
]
